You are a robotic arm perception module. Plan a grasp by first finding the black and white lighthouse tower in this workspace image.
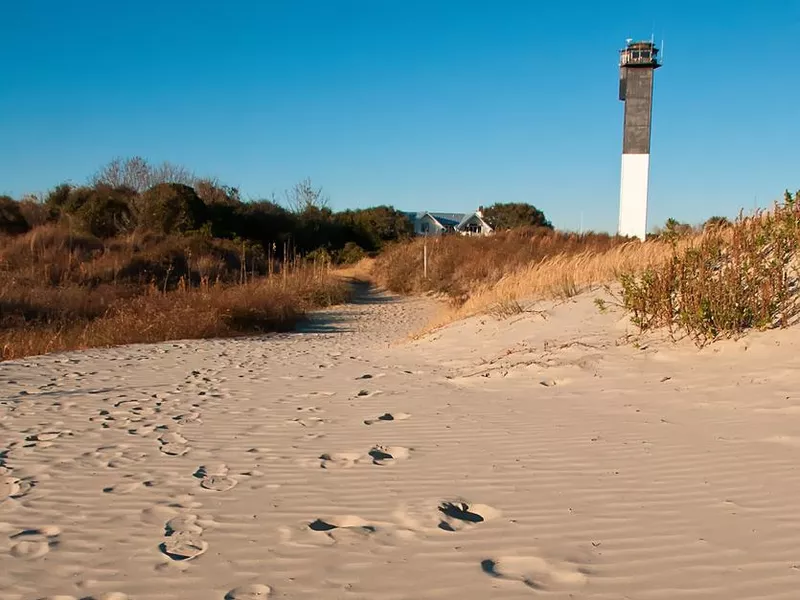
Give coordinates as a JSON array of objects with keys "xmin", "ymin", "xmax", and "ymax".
[{"xmin": 618, "ymin": 39, "xmax": 661, "ymax": 240}]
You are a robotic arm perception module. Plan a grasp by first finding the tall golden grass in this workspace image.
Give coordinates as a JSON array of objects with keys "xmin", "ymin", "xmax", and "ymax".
[
  {"xmin": 371, "ymin": 228, "xmax": 683, "ymax": 331},
  {"xmin": 0, "ymin": 225, "xmax": 349, "ymax": 360}
]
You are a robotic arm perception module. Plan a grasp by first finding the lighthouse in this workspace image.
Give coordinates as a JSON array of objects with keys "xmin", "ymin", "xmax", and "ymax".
[{"xmin": 618, "ymin": 39, "xmax": 661, "ymax": 240}]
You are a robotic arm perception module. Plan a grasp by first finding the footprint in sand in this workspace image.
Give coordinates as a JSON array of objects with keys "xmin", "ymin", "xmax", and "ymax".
[
  {"xmin": 103, "ymin": 481, "xmax": 146, "ymax": 495},
  {"xmin": 308, "ymin": 515, "xmax": 377, "ymax": 535},
  {"xmin": 363, "ymin": 412, "xmax": 411, "ymax": 426},
  {"xmin": 319, "ymin": 452, "xmax": 366, "ymax": 469},
  {"xmin": 9, "ymin": 526, "xmax": 61, "ymax": 560},
  {"xmin": 128, "ymin": 423, "xmax": 158, "ymax": 436},
  {"xmin": 158, "ymin": 432, "xmax": 190, "ymax": 456},
  {"xmin": 165, "ymin": 514, "xmax": 204, "ymax": 536},
  {"xmin": 160, "ymin": 531, "xmax": 208, "ymax": 561},
  {"xmin": 225, "ymin": 584, "xmax": 273, "ymax": 599},
  {"xmin": 438, "ymin": 500, "xmax": 502, "ymax": 531},
  {"xmin": 539, "ymin": 379, "xmax": 562, "ymax": 387},
  {"xmin": 0, "ymin": 467, "xmax": 35, "ymax": 500},
  {"xmin": 200, "ymin": 475, "xmax": 237, "ymax": 492},
  {"xmin": 481, "ymin": 555, "xmax": 588, "ymax": 591},
  {"xmin": 26, "ymin": 430, "xmax": 66, "ymax": 443},
  {"xmin": 1, "ymin": 476, "xmax": 22, "ymax": 502},
  {"xmin": 160, "ymin": 512, "xmax": 208, "ymax": 560},
  {"xmin": 194, "ymin": 463, "xmax": 229, "ymax": 478},
  {"xmin": 300, "ymin": 515, "xmax": 415, "ymax": 547},
  {"xmin": 39, "ymin": 595, "xmax": 128, "ymax": 600},
  {"xmin": 368, "ymin": 445, "xmax": 412, "ymax": 465},
  {"xmin": 287, "ymin": 416, "xmax": 326, "ymax": 428},
  {"xmin": 173, "ymin": 411, "xmax": 202, "ymax": 425}
]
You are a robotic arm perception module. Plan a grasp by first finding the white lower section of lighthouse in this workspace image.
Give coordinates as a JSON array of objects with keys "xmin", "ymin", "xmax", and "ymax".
[{"xmin": 618, "ymin": 153, "xmax": 650, "ymax": 240}]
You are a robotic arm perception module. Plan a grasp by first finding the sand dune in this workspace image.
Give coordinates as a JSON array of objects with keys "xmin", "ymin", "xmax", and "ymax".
[{"xmin": 3, "ymin": 285, "xmax": 800, "ymax": 599}]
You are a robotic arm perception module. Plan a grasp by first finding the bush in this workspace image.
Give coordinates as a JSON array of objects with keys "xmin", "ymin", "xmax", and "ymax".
[
  {"xmin": 18, "ymin": 199, "xmax": 56, "ymax": 228},
  {"xmin": 620, "ymin": 195, "xmax": 800, "ymax": 345},
  {"xmin": 335, "ymin": 206, "xmax": 414, "ymax": 251},
  {"xmin": 335, "ymin": 242, "xmax": 367, "ymax": 264},
  {"xmin": 481, "ymin": 202, "xmax": 552, "ymax": 230},
  {"xmin": 75, "ymin": 186, "xmax": 135, "ymax": 237},
  {"xmin": 0, "ymin": 196, "xmax": 30, "ymax": 235},
  {"xmin": 139, "ymin": 183, "xmax": 207, "ymax": 234}
]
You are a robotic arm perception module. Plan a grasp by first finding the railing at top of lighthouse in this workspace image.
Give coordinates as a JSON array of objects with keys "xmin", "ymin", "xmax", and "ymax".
[{"xmin": 619, "ymin": 41, "xmax": 661, "ymax": 67}]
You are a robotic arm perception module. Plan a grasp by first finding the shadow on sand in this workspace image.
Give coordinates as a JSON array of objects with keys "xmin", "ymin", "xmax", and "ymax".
[{"xmin": 292, "ymin": 280, "xmax": 397, "ymax": 334}]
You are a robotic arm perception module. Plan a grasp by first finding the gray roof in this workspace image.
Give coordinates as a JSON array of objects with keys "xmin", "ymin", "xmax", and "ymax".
[{"xmin": 404, "ymin": 211, "xmax": 467, "ymax": 227}]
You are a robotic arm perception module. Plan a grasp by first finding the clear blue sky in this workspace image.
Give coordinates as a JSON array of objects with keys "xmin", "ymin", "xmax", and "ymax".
[{"xmin": 1, "ymin": 0, "xmax": 798, "ymax": 233}]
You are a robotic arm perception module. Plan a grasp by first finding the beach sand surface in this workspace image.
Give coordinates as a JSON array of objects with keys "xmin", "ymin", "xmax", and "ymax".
[{"xmin": 3, "ymin": 286, "xmax": 800, "ymax": 599}]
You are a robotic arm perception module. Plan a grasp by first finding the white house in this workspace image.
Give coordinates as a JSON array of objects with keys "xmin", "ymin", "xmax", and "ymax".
[{"xmin": 404, "ymin": 210, "xmax": 494, "ymax": 237}]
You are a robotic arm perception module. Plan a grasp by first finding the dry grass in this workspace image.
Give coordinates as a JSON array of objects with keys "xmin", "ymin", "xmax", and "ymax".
[
  {"xmin": 374, "ymin": 228, "xmax": 623, "ymax": 301},
  {"xmin": 0, "ymin": 225, "xmax": 350, "ymax": 360},
  {"xmin": 426, "ymin": 240, "xmax": 680, "ymax": 330},
  {"xmin": 619, "ymin": 198, "xmax": 800, "ymax": 345},
  {"xmin": 371, "ymin": 228, "xmax": 682, "ymax": 332}
]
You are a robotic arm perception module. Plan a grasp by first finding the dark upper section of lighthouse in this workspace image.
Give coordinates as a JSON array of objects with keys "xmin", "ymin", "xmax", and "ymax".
[
  {"xmin": 619, "ymin": 40, "xmax": 661, "ymax": 101},
  {"xmin": 619, "ymin": 40, "xmax": 661, "ymax": 154},
  {"xmin": 619, "ymin": 41, "xmax": 661, "ymax": 69}
]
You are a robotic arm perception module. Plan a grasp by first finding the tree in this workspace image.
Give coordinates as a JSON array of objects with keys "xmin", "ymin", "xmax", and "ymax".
[
  {"xmin": 195, "ymin": 179, "xmax": 243, "ymax": 239},
  {"xmin": 285, "ymin": 178, "xmax": 329, "ymax": 213},
  {"xmin": 481, "ymin": 202, "xmax": 552, "ymax": 230},
  {"xmin": 194, "ymin": 178, "xmax": 240, "ymax": 206},
  {"xmin": 139, "ymin": 183, "xmax": 206, "ymax": 234},
  {"xmin": 233, "ymin": 200, "xmax": 296, "ymax": 250},
  {"xmin": 90, "ymin": 156, "xmax": 196, "ymax": 193},
  {"xmin": 0, "ymin": 196, "xmax": 30, "ymax": 235},
  {"xmin": 336, "ymin": 206, "xmax": 414, "ymax": 251}
]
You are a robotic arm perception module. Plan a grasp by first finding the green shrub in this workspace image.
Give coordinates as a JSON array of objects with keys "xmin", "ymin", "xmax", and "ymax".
[
  {"xmin": 75, "ymin": 186, "xmax": 135, "ymax": 237},
  {"xmin": 335, "ymin": 242, "xmax": 367, "ymax": 264},
  {"xmin": 139, "ymin": 183, "xmax": 207, "ymax": 234}
]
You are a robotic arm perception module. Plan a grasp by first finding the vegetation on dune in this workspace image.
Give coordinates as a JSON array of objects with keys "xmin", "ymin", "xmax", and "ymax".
[
  {"xmin": 1, "ymin": 157, "xmax": 556, "ymax": 359},
  {"xmin": 373, "ymin": 189, "xmax": 800, "ymax": 346},
  {"xmin": 4, "ymin": 154, "xmax": 796, "ymax": 355},
  {"xmin": 0, "ymin": 157, "xmax": 415, "ymax": 360},
  {"xmin": 373, "ymin": 227, "xmax": 625, "ymax": 302},
  {"xmin": 619, "ymin": 191, "xmax": 800, "ymax": 346},
  {"xmin": 0, "ymin": 224, "xmax": 350, "ymax": 360}
]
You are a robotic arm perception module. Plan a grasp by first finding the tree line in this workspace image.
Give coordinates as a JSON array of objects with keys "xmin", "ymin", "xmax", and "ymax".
[{"xmin": 0, "ymin": 156, "xmax": 554, "ymax": 262}]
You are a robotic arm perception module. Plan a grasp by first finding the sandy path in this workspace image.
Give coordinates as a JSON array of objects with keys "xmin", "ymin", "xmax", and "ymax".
[{"xmin": 3, "ymin": 285, "xmax": 800, "ymax": 599}]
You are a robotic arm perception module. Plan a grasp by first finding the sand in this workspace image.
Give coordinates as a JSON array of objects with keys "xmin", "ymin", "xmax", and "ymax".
[{"xmin": 3, "ymin": 285, "xmax": 800, "ymax": 599}]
